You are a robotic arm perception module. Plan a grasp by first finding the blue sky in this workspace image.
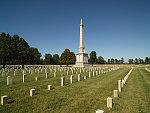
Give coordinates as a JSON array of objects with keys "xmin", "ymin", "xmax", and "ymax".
[{"xmin": 0, "ymin": 0, "xmax": 150, "ymax": 62}]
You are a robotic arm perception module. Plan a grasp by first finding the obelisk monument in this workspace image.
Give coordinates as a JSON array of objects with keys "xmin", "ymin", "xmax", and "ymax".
[{"xmin": 73, "ymin": 18, "xmax": 89, "ymax": 67}]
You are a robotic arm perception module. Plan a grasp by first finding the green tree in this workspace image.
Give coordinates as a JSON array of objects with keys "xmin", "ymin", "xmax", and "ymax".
[
  {"xmin": 0, "ymin": 32, "xmax": 12, "ymax": 68},
  {"xmin": 53, "ymin": 54, "xmax": 59, "ymax": 65},
  {"xmin": 108, "ymin": 59, "xmax": 110, "ymax": 64},
  {"xmin": 115, "ymin": 59, "xmax": 118, "ymax": 64},
  {"xmin": 40, "ymin": 58, "xmax": 44, "ymax": 64},
  {"xmin": 30, "ymin": 47, "xmax": 41, "ymax": 64},
  {"xmin": 135, "ymin": 58, "xmax": 138, "ymax": 64},
  {"xmin": 145, "ymin": 57, "xmax": 149, "ymax": 64},
  {"xmin": 111, "ymin": 58, "xmax": 114, "ymax": 64},
  {"xmin": 0, "ymin": 32, "xmax": 40, "ymax": 68},
  {"xmin": 89, "ymin": 51, "xmax": 97, "ymax": 66},
  {"xmin": 60, "ymin": 49, "xmax": 76, "ymax": 66},
  {"xmin": 11, "ymin": 34, "xmax": 20, "ymax": 64},
  {"xmin": 97, "ymin": 56, "xmax": 105, "ymax": 64},
  {"xmin": 128, "ymin": 59, "xmax": 134, "ymax": 64},
  {"xmin": 17, "ymin": 37, "xmax": 33, "ymax": 68},
  {"xmin": 44, "ymin": 54, "xmax": 53, "ymax": 64},
  {"xmin": 121, "ymin": 57, "xmax": 124, "ymax": 64},
  {"xmin": 139, "ymin": 58, "xmax": 144, "ymax": 64}
]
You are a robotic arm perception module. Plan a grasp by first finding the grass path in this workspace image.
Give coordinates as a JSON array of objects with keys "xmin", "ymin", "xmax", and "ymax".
[{"xmin": 111, "ymin": 68, "xmax": 150, "ymax": 113}]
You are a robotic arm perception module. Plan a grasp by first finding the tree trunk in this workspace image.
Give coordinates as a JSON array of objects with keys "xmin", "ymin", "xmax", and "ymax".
[
  {"xmin": 22, "ymin": 64, "xmax": 24, "ymax": 69},
  {"xmin": 2, "ymin": 60, "xmax": 6, "ymax": 69},
  {"xmin": 3, "ymin": 64, "xmax": 5, "ymax": 69}
]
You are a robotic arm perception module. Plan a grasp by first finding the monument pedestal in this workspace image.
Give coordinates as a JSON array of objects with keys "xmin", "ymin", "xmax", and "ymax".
[{"xmin": 73, "ymin": 52, "xmax": 90, "ymax": 67}]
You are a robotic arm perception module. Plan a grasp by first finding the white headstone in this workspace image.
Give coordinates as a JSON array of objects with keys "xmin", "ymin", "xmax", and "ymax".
[
  {"xmin": 35, "ymin": 77, "xmax": 39, "ymax": 81},
  {"xmin": 96, "ymin": 109, "xmax": 104, "ymax": 113},
  {"xmin": 38, "ymin": 70, "xmax": 40, "ymax": 74},
  {"xmin": 7, "ymin": 76, "xmax": 12, "ymax": 85},
  {"xmin": 84, "ymin": 76, "xmax": 87, "ymax": 80},
  {"xmin": 54, "ymin": 72, "xmax": 57, "ymax": 77},
  {"xmin": 70, "ymin": 75, "xmax": 74, "ymax": 84},
  {"xmin": 93, "ymin": 71, "xmax": 95, "ymax": 76},
  {"xmin": 89, "ymin": 72, "xmax": 91, "ymax": 78},
  {"xmin": 78, "ymin": 74, "xmax": 81, "ymax": 81},
  {"xmin": 114, "ymin": 90, "xmax": 119, "ymax": 97},
  {"xmin": 61, "ymin": 77, "xmax": 65, "ymax": 86},
  {"xmin": 14, "ymin": 71, "xmax": 17, "ymax": 76},
  {"xmin": 96, "ymin": 71, "xmax": 98, "ymax": 76},
  {"xmin": 46, "ymin": 73, "xmax": 49, "ymax": 79},
  {"xmin": 30, "ymin": 89, "xmax": 35, "ymax": 96},
  {"xmin": 107, "ymin": 97, "xmax": 113, "ymax": 108},
  {"xmin": 2, "ymin": 71, "xmax": 5, "ymax": 77},
  {"xmin": 1, "ymin": 95, "xmax": 8, "ymax": 105},
  {"xmin": 67, "ymin": 70, "xmax": 69, "ymax": 75},
  {"xmin": 48, "ymin": 85, "xmax": 52, "ymax": 90},
  {"xmin": 23, "ymin": 74, "xmax": 27, "ymax": 83},
  {"xmin": 118, "ymin": 80, "xmax": 122, "ymax": 92}
]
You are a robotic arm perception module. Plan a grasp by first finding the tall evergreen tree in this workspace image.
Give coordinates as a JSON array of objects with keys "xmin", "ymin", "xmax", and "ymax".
[
  {"xmin": 44, "ymin": 54, "xmax": 53, "ymax": 64},
  {"xmin": 53, "ymin": 54, "xmax": 59, "ymax": 65},
  {"xmin": 89, "ymin": 51, "xmax": 97, "ymax": 66},
  {"xmin": 17, "ymin": 37, "xmax": 33, "ymax": 68},
  {"xmin": 0, "ymin": 32, "xmax": 12, "ymax": 68},
  {"xmin": 30, "ymin": 47, "xmax": 41, "ymax": 64}
]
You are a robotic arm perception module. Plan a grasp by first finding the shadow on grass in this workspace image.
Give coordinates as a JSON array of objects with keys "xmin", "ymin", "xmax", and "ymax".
[
  {"xmin": 8, "ymin": 100, "xmax": 15, "ymax": 104},
  {"xmin": 35, "ymin": 93, "xmax": 40, "ymax": 95}
]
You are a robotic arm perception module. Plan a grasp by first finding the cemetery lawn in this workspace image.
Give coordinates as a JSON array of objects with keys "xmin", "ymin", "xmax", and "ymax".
[
  {"xmin": 0, "ymin": 67, "xmax": 150, "ymax": 113},
  {"xmin": 111, "ymin": 67, "xmax": 150, "ymax": 113}
]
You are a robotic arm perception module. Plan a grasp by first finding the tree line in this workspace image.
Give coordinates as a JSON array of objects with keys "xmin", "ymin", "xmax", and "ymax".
[
  {"xmin": 89, "ymin": 51, "xmax": 150, "ymax": 66},
  {"xmin": 0, "ymin": 32, "xmax": 150, "ymax": 68},
  {"xmin": 0, "ymin": 32, "xmax": 75, "ymax": 68}
]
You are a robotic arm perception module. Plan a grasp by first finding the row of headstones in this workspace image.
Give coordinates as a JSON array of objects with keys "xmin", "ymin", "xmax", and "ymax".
[
  {"xmin": 104, "ymin": 67, "xmax": 133, "ymax": 110},
  {"xmin": 2, "ymin": 67, "xmax": 120, "ymax": 105},
  {"xmin": 1, "ymin": 69, "xmax": 17, "ymax": 78},
  {"xmin": 5, "ymin": 70, "xmax": 101, "ymax": 85},
  {"xmin": 24, "ymin": 67, "xmax": 108, "ymax": 75},
  {"xmin": 59, "ymin": 67, "xmax": 119, "ymax": 86},
  {"xmin": 0, "ymin": 65, "xmax": 117, "ymax": 77},
  {"xmin": 11, "ymin": 66, "xmax": 106, "ymax": 76},
  {"xmin": 1, "ymin": 64, "xmax": 118, "ymax": 71},
  {"xmin": 4, "ymin": 66, "xmax": 120, "ymax": 85},
  {"xmin": 145, "ymin": 67, "xmax": 150, "ymax": 72},
  {"xmin": 23, "ymin": 71, "xmax": 104, "ymax": 84},
  {"xmin": 27, "ymin": 66, "xmax": 119, "ymax": 75}
]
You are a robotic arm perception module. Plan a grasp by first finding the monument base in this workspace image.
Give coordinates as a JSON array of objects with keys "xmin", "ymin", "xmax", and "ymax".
[
  {"xmin": 73, "ymin": 52, "xmax": 90, "ymax": 68},
  {"xmin": 73, "ymin": 62, "xmax": 90, "ymax": 68}
]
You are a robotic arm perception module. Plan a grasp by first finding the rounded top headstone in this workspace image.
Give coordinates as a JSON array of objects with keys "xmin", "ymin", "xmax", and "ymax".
[{"xmin": 96, "ymin": 109, "xmax": 104, "ymax": 113}]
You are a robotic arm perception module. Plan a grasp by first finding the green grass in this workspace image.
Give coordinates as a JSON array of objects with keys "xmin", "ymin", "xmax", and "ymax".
[
  {"xmin": 0, "ymin": 66, "xmax": 150, "ymax": 113},
  {"xmin": 111, "ymin": 67, "xmax": 150, "ymax": 113}
]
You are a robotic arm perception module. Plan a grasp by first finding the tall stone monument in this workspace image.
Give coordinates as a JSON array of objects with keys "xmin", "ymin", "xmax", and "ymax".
[{"xmin": 73, "ymin": 18, "xmax": 89, "ymax": 67}]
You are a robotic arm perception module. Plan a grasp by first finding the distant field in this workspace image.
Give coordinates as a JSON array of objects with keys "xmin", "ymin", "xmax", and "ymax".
[{"xmin": 0, "ymin": 66, "xmax": 150, "ymax": 113}]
